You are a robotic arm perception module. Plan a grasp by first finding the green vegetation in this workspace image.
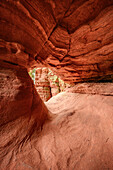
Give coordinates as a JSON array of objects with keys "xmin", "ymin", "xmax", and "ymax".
[
  {"xmin": 29, "ymin": 67, "xmax": 73, "ymax": 91},
  {"xmin": 28, "ymin": 68, "xmax": 36, "ymax": 84}
]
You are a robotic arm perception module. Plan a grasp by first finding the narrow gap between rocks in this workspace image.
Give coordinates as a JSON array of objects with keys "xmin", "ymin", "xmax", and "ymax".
[{"xmin": 28, "ymin": 67, "xmax": 72, "ymax": 102}]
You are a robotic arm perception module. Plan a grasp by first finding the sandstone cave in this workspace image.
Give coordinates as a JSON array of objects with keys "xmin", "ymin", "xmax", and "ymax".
[{"xmin": 0, "ymin": 0, "xmax": 113, "ymax": 169}]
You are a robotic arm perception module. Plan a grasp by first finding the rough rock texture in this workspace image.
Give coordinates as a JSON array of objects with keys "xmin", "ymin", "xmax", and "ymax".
[
  {"xmin": 0, "ymin": 80, "xmax": 113, "ymax": 169},
  {"xmin": 35, "ymin": 67, "xmax": 71, "ymax": 101},
  {"xmin": 0, "ymin": 0, "xmax": 113, "ymax": 169},
  {"xmin": 48, "ymin": 69, "xmax": 60, "ymax": 97},
  {"xmin": 35, "ymin": 67, "xmax": 52, "ymax": 101},
  {"xmin": 0, "ymin": 0, "xmax": 113, "ymax": 83},
  {"xmin": 65, "ymin": 83, "xmax": 113, "ymax": 95},
  {"xmin": 0, "ymin": 61, "xmax": 49, "ymax": 169}
]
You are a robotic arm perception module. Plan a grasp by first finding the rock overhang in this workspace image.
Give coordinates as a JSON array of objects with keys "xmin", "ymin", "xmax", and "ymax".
[{"xmin": 0, "ymin": 0, "xmax": 113, "ymax": 83}]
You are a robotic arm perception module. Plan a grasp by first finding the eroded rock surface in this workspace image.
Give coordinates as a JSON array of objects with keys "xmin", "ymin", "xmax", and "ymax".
[
  {"xmin": 35, "ymin": 67, "xmax": 52, "ymax": 101},
  {"xmin": 0, "ymin": 61, "xmax": 49, "ymax": 169},
  {"xmin": 0, "ymin": 0, "xmax": 113, "ymax": 82},
  {"xmin": 65, "ymin": 83, "xmax": 113, "ymax": 95},
  {"xmin": 0, "ymin": 79, "xmax": 113, "ymax": 169},
  {"xmin": 0, "ymin": 0, "xmax": 113, "ymax": 169},
  {"xmin": 35, "ymin": 67, "xmax": 71, "ymax": 101}
]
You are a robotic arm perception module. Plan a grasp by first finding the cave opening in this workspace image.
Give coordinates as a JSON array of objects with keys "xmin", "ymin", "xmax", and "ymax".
[
  {"xmin": 28, "ymin": 67, "xmax": 72, "ymax": 101},
  {"xmin": 0, "ymin": 0, "xmax": 113, "ymax": 169},
  {"xmin": 28, "ymin": 66, "xmax": 113, "ymax": 102}
]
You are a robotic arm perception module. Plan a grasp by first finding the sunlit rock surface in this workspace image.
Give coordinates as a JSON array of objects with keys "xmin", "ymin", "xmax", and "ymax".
[
  {"xmin": 35, "ymin": 67, "xmax": 52, "ymax": 101},
  {"xmin": 35, "ymin": 67, "xmax": 71, "ymax": 101}
]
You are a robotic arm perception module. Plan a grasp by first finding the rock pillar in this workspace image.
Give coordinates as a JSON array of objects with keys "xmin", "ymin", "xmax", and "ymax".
[{"xmin": 35, "ymin": 68, "xmax": 52, "ymax": 101}]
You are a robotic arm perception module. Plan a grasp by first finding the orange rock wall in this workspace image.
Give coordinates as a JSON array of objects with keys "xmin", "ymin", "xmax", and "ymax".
[
  {"xmin": 0, "ymin": 60, "xmax": 49, "ymax": 169},
  {"xmin": 0, "ymin": 0, "xmax": 113, "ymax": 169},
  {"xmin": 35, "ymin": 67, "xmax": 71, "ymax": 101},
  {"xmin": 35, "ymin": 68, "xmax": 52, "ymax": 101},
  {"xmin": 0, "ymin": 0, "xmax": 113, "ymax": 83}
]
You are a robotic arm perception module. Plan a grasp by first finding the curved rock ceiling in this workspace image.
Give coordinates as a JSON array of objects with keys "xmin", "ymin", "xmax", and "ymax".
[
  {"xmin": 0, "ymin": 0, "xmax": 113, "ymax": 82},
  {"xmin": 0, "ymin": 1, "xmax": 113, "ymax": 169}
]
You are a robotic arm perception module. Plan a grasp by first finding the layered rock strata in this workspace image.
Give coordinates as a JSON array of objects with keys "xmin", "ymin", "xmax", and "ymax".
[
  {"xmin": 0, "ymin": 0, "xmax": 113, "ymax": 83},
  {"xmin": 35, "ymin": 67, "xmax": 71, "ymax": 101},
  {"xmin": 35, "ymin": 67, "xmax": 52, "ymax": 101},
  {"xmin": 0, "ymin": 0, "xmax": 113, "ymax": 169},
  {"xmin": 48, "ymin": 69, "xmax": 60, "ymax": 97},
  {"xmin": 65, "ymin": 83, "xmax": 113, "ymax": 95}
]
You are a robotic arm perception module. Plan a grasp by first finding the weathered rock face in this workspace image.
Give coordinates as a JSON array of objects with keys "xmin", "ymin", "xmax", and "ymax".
[
  {"xmin": 35, "ymin": 67, "xmax": 71, "ymax": 101},
  {"xmin": 0, "ymin": 0, "xmax": 113, "ymax": 83},
  {"xmin": 48, "ymin": 69, "xmax": 60, "ymax": 97},
  {"xmin": 35, "ymin": 67, "xmax": 52, "ymax": 101},
  {"xmin": 0, "ymin": 0, "xmax": 113, "ymax": 169},
  {"xmin": 0, "ymin": 60, "xmax": 49, "ymax": 169},
  {"xmin": 45, "ymin": 88, "xmax": 113, "ymax": 170},
  {"xmin": 1, "ymin": 80, "xmax": 113, "ymax": 169},
  {"xmin": 65, "ymin": 83, "xmax": 113, "ymax": 95}
]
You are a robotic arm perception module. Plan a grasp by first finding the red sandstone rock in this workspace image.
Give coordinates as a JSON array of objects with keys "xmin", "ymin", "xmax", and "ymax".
[
  {"xmin": 0, "ymin": 0, "xmax": 113, "ymax": 82},
  {"xmin": 0, "ymin": 75, "xmax": 113, "ymax": 169},
  {"xmin": 48, "ymin": 69, "xmax": 60, "ymax": 96},
  {"xmin": 35, "ymin": 67, "xmax": 68, "ymax": 101},
  {"xmin": 65, "ymin": 83, "xmax": 113, "ymax": 95},
  {"xmin": 0, "ymin": 0, "xmax": 113, "ymax": 169},
  {"xmin": 0, "ymin": 61, "xmax": 49, "ymax": 169},
  {"xmin": 35, "ymin": 67, "xmax": 52, "ymax": 101},
  {"xmin": 45, "ymin": 90, "xmax": 113, "ymax": 170}
]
